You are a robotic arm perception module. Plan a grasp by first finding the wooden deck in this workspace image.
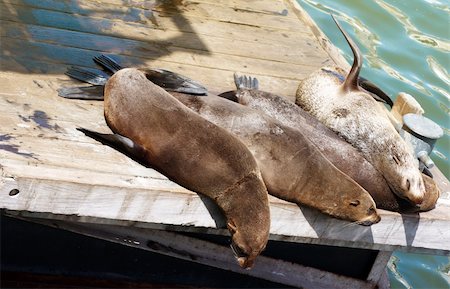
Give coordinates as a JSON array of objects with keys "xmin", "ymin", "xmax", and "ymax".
[{"xmin": 1, "ymin": 0, "xmax": 449, "ymax": 288}]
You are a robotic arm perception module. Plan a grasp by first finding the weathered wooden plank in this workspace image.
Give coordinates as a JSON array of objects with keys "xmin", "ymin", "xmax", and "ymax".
[
  {"xmin": 0, "ymin": 2, "xmax": 314, "ymax": 48},
  {"xmin": 1, "ymin": 169, "xmax": 450, "ymax": 255},
  {"xmin": 6, "ymin": 216, "xmax": 376, "ymax": 289},
  {"xmin": 3, "ymin": 0, "xmax": 303, "ymax": 31},
  {"xmin": 96, "ymin": 0, "xmax": 294, "ymax": 19},
  {"xmin": 2, "ymin": 37, "xmax": 315, "ymax": 82},
  {"xmin": 0, "ymin": 20, "xmax": 323, "ymax": 65},
  {"xmin": 0, "ymin": 57, "xmax": 300, "ymax": 104}
]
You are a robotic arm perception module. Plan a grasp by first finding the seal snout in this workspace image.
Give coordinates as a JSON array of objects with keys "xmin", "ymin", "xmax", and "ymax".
[
  {"xmin": 401, "ymin": 175, "xmax": 425, "ymax": 205},
  {"xmin": 357, "ymin": 205, "xmax": 381, "ymax": 226},
  {"xmin": 230, "ymin": 242, "xmax": 253, "ymax": 269}
]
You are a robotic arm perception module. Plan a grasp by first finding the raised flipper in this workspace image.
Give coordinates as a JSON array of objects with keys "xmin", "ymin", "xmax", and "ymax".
[
  {"xmin": 217, "ymin": 73, "xmax": 260, "ymax": 102},
  {"xmin": 57, "ymin": 85, "xmax": 104, "ymax": 100},
  {"xmin": 234, "ymin": 73, "xmax": 259, "ymax": 90},
  {"xmin": 359, "ymin": 77, "xmax": 393, "ymax": 107},
  {"xmin": 77, "ymin": 128, "xmax": 148, "ymax": 166},
  {"xmin": 66, "ymin": 66, "xmax": 110, "ymax": 86},
  {"xmin": 142, "ymin": 68, "xmax": 208, "ymax": 95},
  {"xmin": 332, "ymin": 14, "xmax": 362, "ymax": 92},
  {"xmin": 93, "ymin": 54, "xmax": 123, "ymax": 73}
]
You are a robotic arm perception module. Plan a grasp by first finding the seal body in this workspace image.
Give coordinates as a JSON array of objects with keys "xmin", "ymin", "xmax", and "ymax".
[
  {"xmin": 228, "ymin": 87, "xmax": 440, "ymax": 213},
  {"xmin": 295, "ymin": 17, "xmax": 425, "ymax": 205},
  {"xmin": 104, "ymin": 68, "xmax": 270, "ymax": 269},
  {"xmin": 232, "ymin": 88, "xmax": 393, "ymax": 209},
  {"xmin": 168, "ymin": 91, "xmax": 380, "ymax": 225}
]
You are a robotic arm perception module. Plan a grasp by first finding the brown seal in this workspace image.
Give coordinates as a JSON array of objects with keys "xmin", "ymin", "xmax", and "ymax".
[
  {"xmin": 59, "ymin": 58, "xmax": 380, "ymax": 225},
  {"xmin": 221, "ymin": 75, "xmax": 439, "ymax": 212},
  {"xmin": 295, "ymin": 16, "xmax": 425, "ymax": 205},
  {"xmin": 166, "ymin": 91, "xmax": 380, "ymax": 225},
  {"xmin": 95, "ymin": 68, "xmax": 270, "ymax": 269}
]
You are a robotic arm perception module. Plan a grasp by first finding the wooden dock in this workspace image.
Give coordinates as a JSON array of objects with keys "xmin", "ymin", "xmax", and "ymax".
[{"xmin": 1, "ymin": 0, "xmax": 449, "ymax": 288}]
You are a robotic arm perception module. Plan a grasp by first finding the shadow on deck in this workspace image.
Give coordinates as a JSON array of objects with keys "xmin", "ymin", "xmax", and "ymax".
[{"xmin": 0, "ymin": 0, "xmax": 210, "ymax": 74}]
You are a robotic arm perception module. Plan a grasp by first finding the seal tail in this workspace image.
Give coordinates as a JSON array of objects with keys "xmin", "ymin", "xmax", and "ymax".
[
  {"xmin": 233, "ymin": 73, "xmax": 259, "ymax": 90},
  {"xmin": 332, "ymin": 15, "xmax": 361, "ymax": 92},
  {"xmin": 57, "ymin": 85, "xmax": 104, "ymax": 100}
]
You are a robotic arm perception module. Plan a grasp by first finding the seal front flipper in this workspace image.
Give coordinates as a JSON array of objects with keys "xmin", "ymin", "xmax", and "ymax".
[
  {"xmin": 58, "ymin": 86, "xmax": 104, "ymax": 100},
  {"xmin": 141, "ymin": 69, "xmax": 208, "ymax": 95},
  {"xmin": 77, "ymin": 128, "xmax": 147, "ymax": 165}
]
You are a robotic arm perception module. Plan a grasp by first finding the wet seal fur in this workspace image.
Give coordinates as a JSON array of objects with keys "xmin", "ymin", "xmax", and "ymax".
[
  {"xmin": 295, "ymin": 16, "xmax": 425, "ymax": 205},
  {"xmin": 95, "ymin": 68, "xmax": 270, "ymax": 269},
  {"xmin": 223, "ymin": 74, "xmax": 439, "ymax": 212}
]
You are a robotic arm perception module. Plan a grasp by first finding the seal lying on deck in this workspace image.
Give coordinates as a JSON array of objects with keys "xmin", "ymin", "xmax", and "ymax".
[
  {"xmin": 76, "ymin": 68, "xmax": 271, "ymax": 269},
  {"xmin": 220, "ymin": 74, "xmax": 439, "ymax": 212},
  {"xmin": 59, "ymin": 59, "xmax": 380, "ymax": 226},
  {"xmin": 295, "ymin": 16, "xmax": 425, "ymax": 205}
]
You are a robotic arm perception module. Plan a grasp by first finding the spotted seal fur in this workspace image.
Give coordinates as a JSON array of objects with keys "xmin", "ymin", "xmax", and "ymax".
[{"xmin": 295, "ymin": 16, "xmax": 425, "ymax": 205}]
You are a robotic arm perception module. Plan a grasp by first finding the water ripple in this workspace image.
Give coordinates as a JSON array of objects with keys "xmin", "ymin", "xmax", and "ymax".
[{"xmin": 375, "ymin": 0, "xmax": 450, "ymax": 52}]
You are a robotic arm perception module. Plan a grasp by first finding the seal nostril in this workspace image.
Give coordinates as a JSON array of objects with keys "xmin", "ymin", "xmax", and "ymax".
[
  {"xmin": 406, "ymin": 179, "xmax": 411, "ymax": 191},
  {"xmin": 9, "ymin": 189, "xmax": 19, "ymax": 196}
]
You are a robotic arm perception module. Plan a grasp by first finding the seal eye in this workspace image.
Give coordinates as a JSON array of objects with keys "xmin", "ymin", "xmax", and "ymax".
[{"xmin": 350, "ymin": 200, "xmax": 360, "ymax": 207}]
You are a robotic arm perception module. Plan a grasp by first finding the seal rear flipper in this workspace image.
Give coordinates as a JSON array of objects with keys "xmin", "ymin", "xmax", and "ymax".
[
  {"xmin": 332, "ymin": 14, "xmax": 362, "ymax": 92},
  {"xmin": 93, "ymin": 54, "xmax": 124, "ymax": 73},
  {"xmin": 57, "ymin": 86, "xmax": 104, "ymax": 100},
  {"xmin": 233, "ymin": 73, "xmax": 259, "ymax": 90},
  {"xmin": 77, "ymin": 128, "xmax": 148, "ymax": 166},
  {"xmin": 217, "ymin": 90, "xmax": 238, "ymax": 102},
  {"xmin": 141, "ymin": 68, "xmax": 208, "ymax": 95},
  {"xmin": 359, "ymin": 77, "xmax": 393, "ymax": 107},
  {"xmin": 94, "ymin": 54, "xmax": 207, "ymax": 95},
  {"xmin": 66, "ymin": 66, "xmax": 110, "ymax": 86}
]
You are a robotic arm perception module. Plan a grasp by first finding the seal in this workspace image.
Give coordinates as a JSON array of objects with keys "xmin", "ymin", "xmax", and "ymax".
[
  {"xmin": 59, "ymin": 58, "xmax": 380, "ymax": 225},
  {"xmin": 295, "ymin": 16, "xmax": 425, "ymax": 205},
  {"xmin": 220, "ymin": 74, "xmax": 439, "ymax": 212},
  {"xmin": 166, "ymin": 93, "xmax": 381, "ymax": 225},
  {"xmin": 79, "ymin": 68, "xmax": 271, "ymax": 269}
]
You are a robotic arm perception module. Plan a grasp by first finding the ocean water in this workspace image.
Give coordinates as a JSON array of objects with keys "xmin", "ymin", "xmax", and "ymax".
[{"xmin": 297, "ymin": 0, "xmax": 450, "ymax": 288}]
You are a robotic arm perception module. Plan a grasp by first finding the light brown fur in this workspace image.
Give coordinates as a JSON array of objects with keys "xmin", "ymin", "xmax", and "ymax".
[{"xmin": 295, "ymin": 17, "xmax": 425, "ymax": 205}]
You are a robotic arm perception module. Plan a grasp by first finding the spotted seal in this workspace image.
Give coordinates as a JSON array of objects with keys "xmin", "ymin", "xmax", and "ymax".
[
  {"xmin": 295, "ymin": 16, "xmax": 425, "ymax": 205},
  {"xmin": 219, "ymin": 74, "xmax": 439, "ymax": 212}
]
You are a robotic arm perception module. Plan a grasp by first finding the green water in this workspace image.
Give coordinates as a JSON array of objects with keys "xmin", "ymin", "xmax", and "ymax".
[{"xmin": 298, "ymin": 0, "xmax": 450, "ymax": 288}]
